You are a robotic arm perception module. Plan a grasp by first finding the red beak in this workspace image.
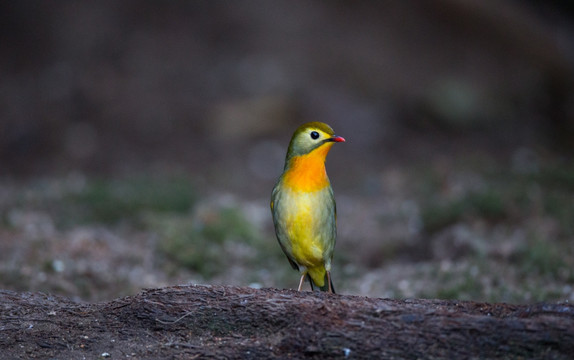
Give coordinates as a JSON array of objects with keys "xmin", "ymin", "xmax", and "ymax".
[{"xmin": 330, "ymin": 135, "xmax": 345, "ymax": 143}]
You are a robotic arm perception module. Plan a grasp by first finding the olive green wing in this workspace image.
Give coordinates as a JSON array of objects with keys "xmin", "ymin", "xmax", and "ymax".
[{"xmin": 270, "ymin": 184, "xmax": 300, "ymax": 271}]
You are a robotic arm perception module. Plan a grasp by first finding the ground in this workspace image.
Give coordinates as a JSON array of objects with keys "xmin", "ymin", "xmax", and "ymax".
[{"xmin": 1, "ymin": 285, "xmax": 573, "ymax": 359}]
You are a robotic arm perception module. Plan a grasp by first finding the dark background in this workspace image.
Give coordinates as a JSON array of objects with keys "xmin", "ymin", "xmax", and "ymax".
[
  {"xmin": 1, "ymin": 1, "xmax": 573, "ymax": 302},
  {"xmin": 2, "ymin": 1, "xmax": 573, "ymax": 178}
]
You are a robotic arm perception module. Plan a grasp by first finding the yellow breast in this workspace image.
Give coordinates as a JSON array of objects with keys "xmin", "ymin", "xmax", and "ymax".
[{"xmin": 282, "ymin": 190, "xmax": 328, "ymax": 267}]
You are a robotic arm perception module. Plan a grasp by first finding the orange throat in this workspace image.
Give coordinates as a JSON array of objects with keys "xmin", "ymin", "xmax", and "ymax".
[{"xmin": 282, "ymin": 143, "xmax": 333, "ymax": 192}]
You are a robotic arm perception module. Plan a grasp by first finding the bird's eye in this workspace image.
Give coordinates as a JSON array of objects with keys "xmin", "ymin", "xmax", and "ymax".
[{"xmin": 310, "ymin": 131, "xmax": 320, "ymax": 140}]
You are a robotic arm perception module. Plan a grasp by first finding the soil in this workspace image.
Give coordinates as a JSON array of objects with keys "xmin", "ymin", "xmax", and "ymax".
[{"xmin": 1, "ymin": 285, "xmax": 573, "ymax": 359}]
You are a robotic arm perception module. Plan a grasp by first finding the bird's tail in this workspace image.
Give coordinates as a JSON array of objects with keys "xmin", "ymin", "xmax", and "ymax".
[{"xmin": 308, "ymin": 272, "xmax": 336, "ymax": 293}]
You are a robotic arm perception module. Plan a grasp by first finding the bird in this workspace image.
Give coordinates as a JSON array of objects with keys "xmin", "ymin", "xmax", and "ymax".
[{"xmin": 270, "ymin": 122, "xmax": 345, "ymax": 293}]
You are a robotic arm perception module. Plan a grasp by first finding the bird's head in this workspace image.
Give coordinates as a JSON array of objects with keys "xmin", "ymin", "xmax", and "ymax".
[{"xmin": 284, "ymin": 122, "xmax": 345, "ymax": 164}]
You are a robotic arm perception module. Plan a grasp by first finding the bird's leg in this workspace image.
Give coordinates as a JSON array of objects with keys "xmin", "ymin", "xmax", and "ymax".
[
  {"xmin": 327, "ymin": 271, "xmax": 333, "ymax": 293},
  {"xmin": 307, "ymin": 274, "xmax": 315, "ymax": 291},
  {"xmin": 297, "ymin": 273, "xmax": 306, "ymax": 291}
]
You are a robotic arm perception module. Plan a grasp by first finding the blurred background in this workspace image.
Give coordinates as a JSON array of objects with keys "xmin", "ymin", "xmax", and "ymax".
[{"xmin": 1, "ymin": 0, "xmax": 574, "ymax": 303}]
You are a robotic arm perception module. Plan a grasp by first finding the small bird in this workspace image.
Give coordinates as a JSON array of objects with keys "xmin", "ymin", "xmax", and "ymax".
[{"xmin": 271, "ymin": 122, "xmax": 345, "ymax": 293}]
